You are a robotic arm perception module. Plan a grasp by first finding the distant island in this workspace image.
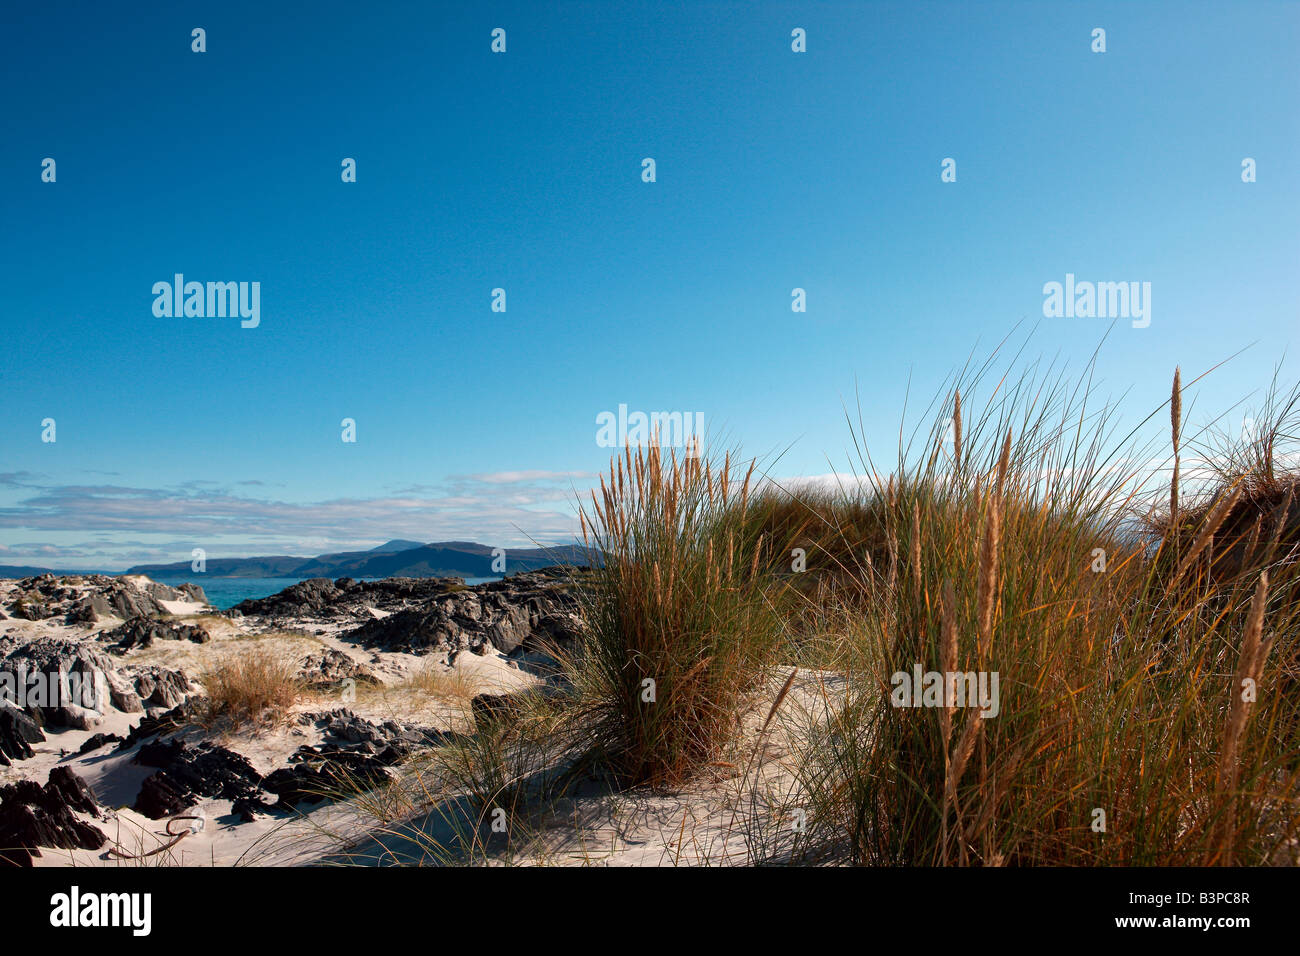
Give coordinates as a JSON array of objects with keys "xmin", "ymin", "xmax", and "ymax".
[{"xmin": 0, "ymin": 539, "xmax": 590, "ymax": 580}]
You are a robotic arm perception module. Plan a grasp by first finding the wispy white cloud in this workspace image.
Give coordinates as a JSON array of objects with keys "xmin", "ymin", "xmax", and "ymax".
[
  {"xmin": 455, "ymin": 470, "xmax": 598, "ymax": 485},
  {"xmin": 0, "ymin": 471, "xmax": 594, "ymax": 570}
]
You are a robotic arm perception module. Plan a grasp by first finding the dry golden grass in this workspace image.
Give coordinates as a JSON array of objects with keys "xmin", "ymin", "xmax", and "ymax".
[
  {"xmin": 199, "ymin": 648, "xmax": 301, "ymax": 729},
  {"xmin": 332, "ymin": 662, "xmax": 495, "ymax": 730},
  {"xmin": 573, "ymin": 439, "xmax": 789, "ymax": 788},
  {"xmin": 777, "ymin": 362, "xmax": 1300, "ymax": 866},
  {"xmin": 399, "ymin": 664, "xmax": 486, "ymax": 701}
]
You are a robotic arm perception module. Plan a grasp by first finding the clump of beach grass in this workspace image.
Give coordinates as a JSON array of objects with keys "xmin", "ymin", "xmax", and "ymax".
[
  {"xmin": 569, "ymin": 438, "xmax": 791, "ymax": 788},
  {"xmin": 775, "ymin": 353, "xmax": 1300, "ymax": 866},
  {"xmin": 200, "ymin": 647, "xmax": 301, "ymax": 729}
]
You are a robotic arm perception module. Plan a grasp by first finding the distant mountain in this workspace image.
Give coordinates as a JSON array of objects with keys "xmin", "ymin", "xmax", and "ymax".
[
  {"xmin": 301, "ymin": 538, "xmax": 438, "ymax": 568},
  {"xmin": 135, "ymin": 556, "xmax": 310, "ymax": 577},
  {"xmin": 0, "ymin": 565, "xmax": 110, "ymax": 577},
  {"xmin": 0, "ymin": 565, "xmax": 74, "ymax": 578},
  {"xmin": 364, "ymin": 539, "xmax": 427, "ymax": 554},
  {"xmin": 125, "ymin": 540, "xmax": 590, "ymax": 579}
]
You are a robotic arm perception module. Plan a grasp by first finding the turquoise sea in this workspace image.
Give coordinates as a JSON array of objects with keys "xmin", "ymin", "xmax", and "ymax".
[{"xmin": 149, "ymin": 575, "xmax": 500, "ymax": 611}]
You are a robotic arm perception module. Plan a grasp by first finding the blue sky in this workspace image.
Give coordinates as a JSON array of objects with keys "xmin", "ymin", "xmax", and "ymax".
[{"xmin": 2, "ymin": 1, "xmax": 1297, "ymax": 568}]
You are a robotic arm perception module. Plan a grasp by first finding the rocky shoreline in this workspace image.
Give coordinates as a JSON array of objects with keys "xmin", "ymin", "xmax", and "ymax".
[
  {"xmin": 0, "ymin": 568, "xmax": 584, "ymax": 866},
  {"xmin": 229, "ymin": 568, "xmax": 584, "ymax": 658}
]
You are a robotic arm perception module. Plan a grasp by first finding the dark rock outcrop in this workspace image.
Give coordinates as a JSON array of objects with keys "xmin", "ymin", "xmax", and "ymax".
[
  {"xmin": 0, "ymin": 637, "xmax": 191, "ymax": 727},
  {"xmin": 296, "ymin": 649, "xmax": 378, "ymax": 689},
  {"xmin": 0, "ymin": 703, "xmax": 45, "ymax": 765},
  {"xmin": 0, "ymin": 639, "xmax": 116, "ymax": 726},
  {"xmin": 77, "ymin": 732, "xmax": 122, "ymax": 755},
  {"xmin": 125, "ymin": 665, "xmax": 191, "ymax": 710},
  {"xmin": 343, "ymin": 571, "xmax": 584, "ymax": 657},
  {"xmin": 106, "ymin": 616, "xmax": 210, "ymax": 652},
  {"xmin": 114, "ymin": 700, "xmax": 202, "ymax": 753},
  {"xmin": 261, "ymin": 710, "xmax": 443, "ymax": 809},
  {"xmin": 232, "ymin": 575, "xmax": 465, "ymax": 620},
  {"xmin": 132, "ymin": 740, "xmax": 265, "ymax": 819},
  {"xmin": 0, "ymin": 767, "xmax": 105, "ymax": 867},
  {"xmin": 115, "ymin": 706, "xmax": 439, "ymax": 818},
  {"xmin": 310, "ymin": 709, "xmax": 443, "ymax": 750},
  {"xmin": 4, "ymin": 574, "xmax": 207, "ymax": 626},
  {"xmin": 78, "ymin": 588, "xmax": 161, "ymax": 623},
  {"xmin": 233, "ymin": 577, "xmax": 344, "ymax": 618},
  {"xmin": 10, "ymin": 597, "xmax": 55, "ymax": 621},
  {"xmin": 261, "ymin": 749, "xmax": 395, "ymax": 809},
  {"xmin": 230, "ymin": 570, "xmax": 584, "ymax": 658}
]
